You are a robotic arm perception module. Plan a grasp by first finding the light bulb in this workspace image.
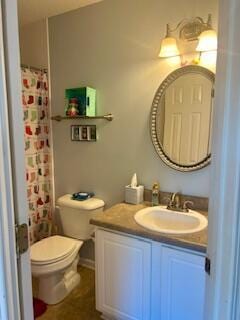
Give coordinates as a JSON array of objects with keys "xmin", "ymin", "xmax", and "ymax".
[
  {"xmin": 159, "ymin": 37, "xmax": 180, "ymax": 58},
  {"xmin": 196, "ymin": 29, "xmax": 218, "ymax": 52}
]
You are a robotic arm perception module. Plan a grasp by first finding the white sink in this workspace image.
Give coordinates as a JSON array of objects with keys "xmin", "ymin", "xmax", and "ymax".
[{"xmin": 134, "ymin": 206, "xmax": 208, "ymax": 235}]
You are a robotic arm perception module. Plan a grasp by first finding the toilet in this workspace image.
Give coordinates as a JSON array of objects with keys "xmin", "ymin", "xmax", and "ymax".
[{"xmin": 30, "ymin": 194, "xmax": 104, "ymax": 305}]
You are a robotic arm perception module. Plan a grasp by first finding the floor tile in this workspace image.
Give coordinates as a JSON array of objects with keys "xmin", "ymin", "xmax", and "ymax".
[{"xmin": 35, "ymin": 266, "xmax": 101, "ymax": 320}]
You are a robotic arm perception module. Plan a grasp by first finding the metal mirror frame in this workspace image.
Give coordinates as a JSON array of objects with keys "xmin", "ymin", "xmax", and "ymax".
[{"xmin": 150, "ymin": 65, "xmax": 215, "ymax": 172}]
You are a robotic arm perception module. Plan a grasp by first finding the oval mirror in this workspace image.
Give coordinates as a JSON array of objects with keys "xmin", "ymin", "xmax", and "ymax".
[{"xmin": 150, "ymin": 65, "xmax": 215, "ymax": 172}]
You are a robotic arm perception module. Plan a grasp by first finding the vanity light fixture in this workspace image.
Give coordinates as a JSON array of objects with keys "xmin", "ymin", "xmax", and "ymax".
[
  {"xmin": 158, "ymin": 14, "xmax": 217, "ymax": 58},
  {"xmin": 158, "ymin": 24, "xmax": 180, "ymax": 58},
  {"xmin": 196, "ymin": 15, "xmax": 218, "ymax": 52}
]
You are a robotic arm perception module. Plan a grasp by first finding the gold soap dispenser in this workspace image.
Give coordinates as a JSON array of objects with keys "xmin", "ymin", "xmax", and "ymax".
[{"xmin": 152, "ymin": 182, "xmax": 160, "ymax": 206}]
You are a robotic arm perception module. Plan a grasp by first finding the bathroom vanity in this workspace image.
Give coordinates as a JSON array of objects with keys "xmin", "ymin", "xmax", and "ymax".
[{"xmin": 91, "ymin": 202, "xmax": 207, "ymax": 320}]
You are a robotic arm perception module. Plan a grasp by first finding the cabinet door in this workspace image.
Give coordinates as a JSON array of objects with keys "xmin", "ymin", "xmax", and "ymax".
[
  {"xmin": 160, "ymin": 246, "xmax": 205, "ymax": 320},
  {"xmin": 95, "ymin": 229, "xmax": 151, "ymax": 320}
]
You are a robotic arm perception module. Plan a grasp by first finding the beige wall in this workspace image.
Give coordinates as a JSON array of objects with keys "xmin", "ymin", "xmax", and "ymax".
[
  {"xmin": 49, "ymin": 0, "xmax": 218, "ymax": 209},
  {"xmin": 19, "ymin": 19, "xmax": 48, "ymax": 68}
]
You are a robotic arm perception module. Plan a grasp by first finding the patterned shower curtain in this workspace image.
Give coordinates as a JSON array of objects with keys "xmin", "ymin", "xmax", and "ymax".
[{"xmin": 21, "ymin": 68, "xmax": 52, "ymax": 244}]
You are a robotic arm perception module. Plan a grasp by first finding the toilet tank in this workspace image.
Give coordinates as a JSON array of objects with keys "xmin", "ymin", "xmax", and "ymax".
[{"xmin": 57, "ymin": 194, "xmax": 104, "ymax": 240}]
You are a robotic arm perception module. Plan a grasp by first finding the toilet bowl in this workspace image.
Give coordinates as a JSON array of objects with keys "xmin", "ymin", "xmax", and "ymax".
[
  {"xmin": 31, "ymin": 235, "xmax": 83, "ymax": 305},
  {"xmin": 31, "ymin": 195, "xmax": 104, "ymax": 305}
]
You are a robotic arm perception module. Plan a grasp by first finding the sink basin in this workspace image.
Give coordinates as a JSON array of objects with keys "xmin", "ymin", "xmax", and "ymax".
[{"xmin": 134, "ymin": 206, "xmax": 208, "ymax": 235}]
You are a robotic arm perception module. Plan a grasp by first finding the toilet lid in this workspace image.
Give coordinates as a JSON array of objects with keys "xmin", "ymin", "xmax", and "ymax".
[{"xmin": 31, "ymin": 235, "xmax": 78, "ymax": 264}]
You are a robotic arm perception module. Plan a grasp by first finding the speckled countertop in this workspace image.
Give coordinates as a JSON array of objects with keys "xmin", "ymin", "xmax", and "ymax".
[{"xmin": 90, "ymin": 202, "xmax": 208, "ymax": 253}]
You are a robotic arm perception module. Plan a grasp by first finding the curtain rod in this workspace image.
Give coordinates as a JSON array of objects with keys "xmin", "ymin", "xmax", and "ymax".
[{"xmin": 21, "ymin": 64, "xmax": 48, "ymax": 73}]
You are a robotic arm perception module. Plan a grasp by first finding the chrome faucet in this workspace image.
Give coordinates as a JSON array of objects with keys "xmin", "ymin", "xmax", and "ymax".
[
  {"xmin": 167, "ymin": 192, "xmax": 181, "ymax": 210},
  {"xmin": 167, "ymin": 192, "xmax": 193, "ymax": 212}
]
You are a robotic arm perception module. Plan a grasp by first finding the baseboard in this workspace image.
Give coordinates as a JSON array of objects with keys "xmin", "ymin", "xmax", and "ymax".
[{"xmin": 78, "ymin": 257, "xmax": 95, "ymax": 270}]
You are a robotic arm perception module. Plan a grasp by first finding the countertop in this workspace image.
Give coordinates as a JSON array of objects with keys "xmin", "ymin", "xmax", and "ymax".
[{"xmin": 90, "ymin": 202, "xmax": 208, "ymax": 253}]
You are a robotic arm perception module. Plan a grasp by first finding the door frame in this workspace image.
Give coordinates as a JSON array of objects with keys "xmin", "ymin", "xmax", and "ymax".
[
  {"xmin": 0, "ymin": 0, "xmax": 34, "ymax": 319},
  {"xmin": 0, "ymin": 0, "xmax": 21, "ymax": 317},
  {"xmin": 205, "ymin": 0, "xmax": 240, "ymax": 318},
  {"xmin": 0, "ymin": 0, "xmax": 21, "ymax": 318}
]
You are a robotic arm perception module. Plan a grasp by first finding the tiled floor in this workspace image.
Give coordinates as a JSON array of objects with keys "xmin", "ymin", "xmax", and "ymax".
[{"xmin": 34, "ymin": 266, "xmax": 102, "ymax": 320}]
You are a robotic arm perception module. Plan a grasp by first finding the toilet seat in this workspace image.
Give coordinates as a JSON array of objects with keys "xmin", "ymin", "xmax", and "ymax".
[
  {"xmin": 31, "ymin": 236, "xmax": 83, "ymax": 277},
  {"xmin": 31, "ymin": 235, "xmax": 78, "ymax": 265},
  {"xmin": 31, "ymin": 236, "xmax": 83, "ymax": 304}
]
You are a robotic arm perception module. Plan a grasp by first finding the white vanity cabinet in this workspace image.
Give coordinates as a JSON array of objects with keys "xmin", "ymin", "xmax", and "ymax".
[
  {"xmin": 95, "ymin": 229, "xmax": 151, "ymax": 320},
  {"xmin": 159, "ymin": 245, "xmax": 206, "ymax": 320},
  {"xmin": 95, "ymin": 229, "xmax": 206, "ymax": 320}
]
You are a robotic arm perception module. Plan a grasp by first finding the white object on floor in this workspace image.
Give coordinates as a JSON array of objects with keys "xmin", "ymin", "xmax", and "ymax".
[
  {"xmin": 30, "ymin": 195, "xmax": 105, "ymax": 304},
  {"xmin": 31, "ymin": 235, "xmax": 83, "ymax": 304},
  {"xmin": 96, "ymin": 229, "xmax": 205, "ymax": 320}
]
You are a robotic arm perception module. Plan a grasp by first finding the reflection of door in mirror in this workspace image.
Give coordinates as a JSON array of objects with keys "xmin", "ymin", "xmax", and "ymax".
[{"xmin": 163, "ymin": 74, "xmax": 212, "ymax": 165}]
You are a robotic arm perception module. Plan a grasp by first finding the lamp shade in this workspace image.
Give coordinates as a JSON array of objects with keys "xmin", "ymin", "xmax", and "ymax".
[
  {"xmin": 159, "ymin": 37, "xmax": 180, "ymax": 58},
  {"xmin": 196, "ymin": 29, "xmax": 218, "ymax": 52}
]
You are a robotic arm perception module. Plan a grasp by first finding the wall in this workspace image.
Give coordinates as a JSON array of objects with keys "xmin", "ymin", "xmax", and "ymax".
[
  {"xmin": 49, "ymin": 0, "xmax": 218, "ymax": 208},
  {"xmin": 19, "ymin": 19, "xmax": 48, "ymax": 68}
]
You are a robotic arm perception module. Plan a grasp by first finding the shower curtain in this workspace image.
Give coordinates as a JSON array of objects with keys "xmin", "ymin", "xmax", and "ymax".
[{"xmin": 21, "ymin": 68, "xmax": 52, "ymax": 244}]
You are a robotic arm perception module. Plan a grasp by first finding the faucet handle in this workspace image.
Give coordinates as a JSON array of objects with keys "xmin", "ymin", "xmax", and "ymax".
[
  {"xmin": 162, "ymin": 196, "xmax": 170, "ymax": 203},
  {"xmin": 162, "ymin": 197, "xmax": 172, "ymax": 208},
  {"xmin": 182, "ymin": 200, "xmax": 194, "ymax": 212}
]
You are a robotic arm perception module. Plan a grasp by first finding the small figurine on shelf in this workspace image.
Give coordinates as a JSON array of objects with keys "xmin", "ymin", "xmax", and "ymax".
[
  {"xmin": 65, "ymin": 98, "xmax": 79, "ymax": 116},
  {"xmin": 65, "ymin": 87, "xmax": 96, "ymax": 116}
]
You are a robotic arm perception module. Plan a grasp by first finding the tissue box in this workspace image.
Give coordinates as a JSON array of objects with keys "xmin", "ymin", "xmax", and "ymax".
[{"xmin": 125, "ymin": 185, "xmax": 144, "ymax": 205}]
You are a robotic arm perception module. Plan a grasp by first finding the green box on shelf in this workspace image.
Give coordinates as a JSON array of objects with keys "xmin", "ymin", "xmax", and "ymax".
[{"xmin": 65, "ymin": 87, "xmax": 96, "ymax": 116}]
